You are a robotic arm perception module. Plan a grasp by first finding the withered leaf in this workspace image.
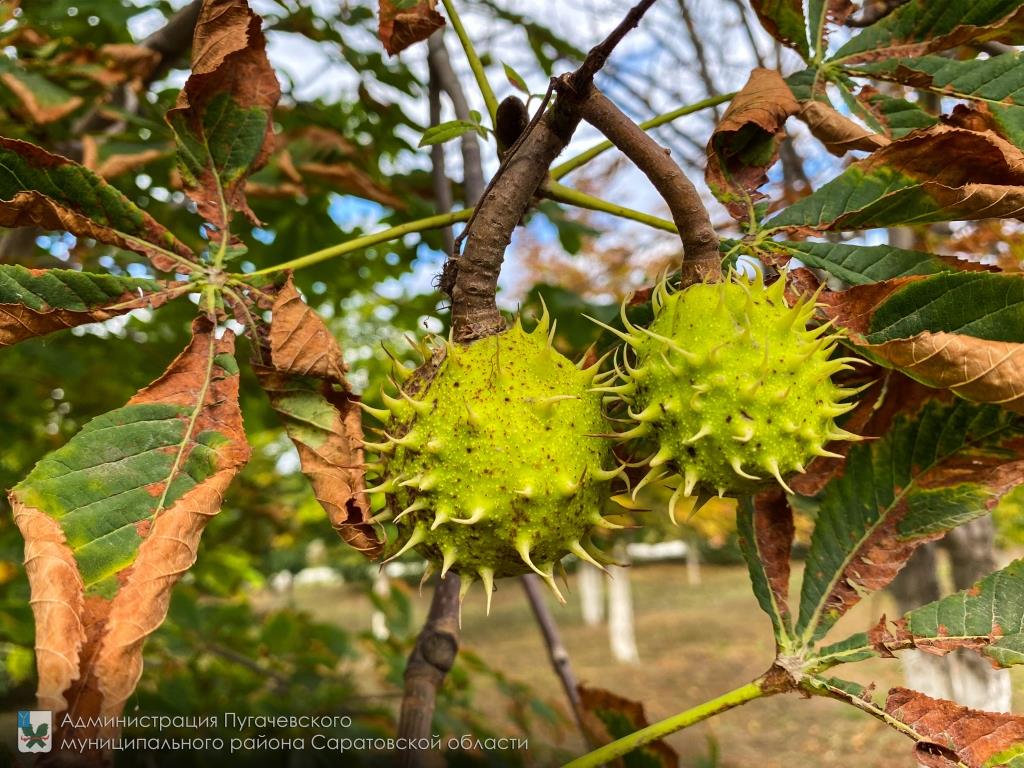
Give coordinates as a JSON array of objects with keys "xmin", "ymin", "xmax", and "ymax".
[
  {"xmin": 706, "ymin": 69, "xmax": 799, "ymax": 224},
  {"xmin": 378, "ymin": 0, "xmax": 445, "ymax": 56},
  {"xmin": 797, "ymin": 99, "xmax": 890, "ymax": 156},
  {"xmin": 822, "ymin": 273, "xmax": 1024, "ymax": 413},
  {"xmin": 738, "ymin": 490, "xmax": 794, "ymax": 645},
  {"xmin": 11, "ymin": 317, "xmax": 249, "ymax": 735},
  {"xmin": 0, "ymin": 138, "xmax": 193, "ymax": 272},
  {"xmin": 166, "ymin": 0, "xmax": 281, "ymax": 230},
  {"xmin": 577, "ymin": 685, "xmax": 679, "ymax": 768},
  {"xmin": 251, "ymin": 276, "xmax": 382, "ymax": 558},
  {"xmin": 0, "ymin": 266, "xmax": 180, "ymax": 347},
  {"xmin": 886, "ymin": 688, "xmax": 1024, "ymax": 768}
]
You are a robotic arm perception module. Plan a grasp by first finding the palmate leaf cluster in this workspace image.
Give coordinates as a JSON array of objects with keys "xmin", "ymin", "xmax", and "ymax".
[{"xmin": 1, "ymin": 0, "xmax": 1024, "ymax": 766}]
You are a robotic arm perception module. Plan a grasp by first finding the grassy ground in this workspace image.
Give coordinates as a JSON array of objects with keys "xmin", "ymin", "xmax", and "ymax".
[{"xmin": 295, "ymin": 562, "xmax": 1024, "ymax": 768}]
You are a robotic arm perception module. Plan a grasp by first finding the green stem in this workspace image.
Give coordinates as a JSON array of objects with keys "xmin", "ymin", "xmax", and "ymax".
[
  {"xmin": 543, "ymin": 181, "xmax": 678, "ymax": 234},
  {"xmin": 440, "ymin": 0, "xmax": 499, "ymax": 126},
  {"xmin": 550, "ymin": 91, "xmax": 735, "ymax": 181},
  {"xmin": 248, "ymin": 209, "xmax": 473, "ymax": 276},
  {"xmin": 562, "ymin": 680, "xmax": 765, "ymax": 768}
]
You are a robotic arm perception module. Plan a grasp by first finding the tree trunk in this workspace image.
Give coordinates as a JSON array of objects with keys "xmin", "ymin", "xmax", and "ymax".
[
  {"xmin": 607, "ymin": 545, "xmax": 639, "ymax": 664},
  {"xmin": 686, "ymin": 532, "xmax": 701, "ymax": 586},
  {"xmin": 578, "ymin": 562, "xmax": 605, "ymax": 626}
]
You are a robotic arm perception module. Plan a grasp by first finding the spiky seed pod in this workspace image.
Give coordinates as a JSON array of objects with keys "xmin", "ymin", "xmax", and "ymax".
[
  {"xmin": 364, "ymin": 316, "xmax": 620, "ymax": 608},
  {"xmin": 607, "ymin": 272, "xmax": 861, "ymax": 510}
]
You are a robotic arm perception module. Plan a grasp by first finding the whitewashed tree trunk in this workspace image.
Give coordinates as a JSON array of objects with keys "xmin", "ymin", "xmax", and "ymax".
[
  {"xmin": 370, "ymin": 566, "xmax": 391, "ymax": 641},
  {"xmin": 607, "ymin": 545, "xmax": 639, "ymax": 664},
  {"xmin": 577, "ymin": 562, "xmax": 605, "ymax": 626},
  {"xmin": 686, "ymin": 532, "xmax": 701, "ymax": 586}
]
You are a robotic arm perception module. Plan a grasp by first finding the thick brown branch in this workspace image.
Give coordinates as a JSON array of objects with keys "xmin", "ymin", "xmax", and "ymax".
[
  {"xmin": 579, "ymin": 88, "xmax": 720, "ymax": 285},
  {"xmin": 447, "ymin": 0, "xmax": 662, "ymax": 341},
  {"xmin": 397, "ymin": 576, "xmax": 461, "ymax": 767},
  {"xmin": 448, "ymin": 97, "xmax": 581, "ymax": 340}
]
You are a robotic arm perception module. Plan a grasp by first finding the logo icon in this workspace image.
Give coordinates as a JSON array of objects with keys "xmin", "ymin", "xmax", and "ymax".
[{"xmin": 17, "ymin": 711, "xmax": 52, "ymax": 753}]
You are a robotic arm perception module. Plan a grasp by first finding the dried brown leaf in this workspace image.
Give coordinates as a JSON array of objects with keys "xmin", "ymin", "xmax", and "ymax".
[
  {"xmin": 798, "ymin": 100, "xmax": 890, "ymax": 156},
  {"xmin": 251, "ymin": 276, "xmax": 382, "ymax": 557},
  {"xmin": 0, "ymin": 138, "xmax": 192, "ymax": 272},
  {"xmin": 0, "ymin": 281, "xmax": 177, "ymax": 348},
  {"xmin": 706, "ymin": 69, "xmax": 799, "ymax": 222},
  {"xmin": 267, "ymin": 277, "xmax": 346, "ymax": 383},
  {"xmin": 0, "ymin": 72, "xmax": 82, "ymax": 123},
  {"xmin": 378, "ymin": 0, "xmax": 445, "ymax": 56},
  {"xmin": 886, "ymin": 687, "xmax": 1024, "ymax": 768},
  {"xmin": 297, "ymin": 161, "xmax": 405, "ymax": 209},
  {"xmin": 577, "ymin": 685, "xmax": 679, "ymax": 768},
  {"xmin": 822, "ymin": 279, "xmax": 1024, "ymax": 414}
]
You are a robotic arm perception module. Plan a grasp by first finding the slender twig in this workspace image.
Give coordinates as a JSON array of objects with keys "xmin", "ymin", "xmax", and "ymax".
[
  {"xmin": 563, "ymin": 680, "xmax": 767, "ymax": 767},
  {"xmin": 520, "ymin": 575, "xmax": 590, "ymax": 745},
  {"xmin": 439, "ymin": 0, "xmax": 499, "ymax": 125},
  {"xmin": 428, "ymin": 32, "xmax": 487, "ymax": 204},
  {"xmin": 397, "ymin": 576, "xmax": 462, "ymax": 768},
  {"xmin": 676, "ymin": 0, "xmax": 721, "ymax": 120},
  {"xmin": 550, "ymin": 92, "xmax": 734, "ymax": 181},
  {"xmin": 543, "ymin": 181, "xmax": 677, "ymax": 234},
  {"xmin": 578, "ymin": 88, "xmax": 720, "ymax": 284},
  {"xmin": 248, "ymin": 209, "xmax": 472, "ymax": 275},
  {"xmin": 728, "ymin": 0, "xmax": 767, "ymax": 68},
  {"xmin": 572, "ymin": 0, "xmax": 660, "ymax": 89}
]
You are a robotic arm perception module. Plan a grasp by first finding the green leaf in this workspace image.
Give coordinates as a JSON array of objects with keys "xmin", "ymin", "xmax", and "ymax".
[
  {"xmin": 765, "ymin": 240, "xmax": 966, "ymax": 285},
  {"xmin": 832, "ymin": 0, "xmax": 1024, "ymax": 63},
  {"xmin": 822, "ymin": 273, "xmax": 1024, "ymax": 411},
  {"xmin": 902, "ymin": 558, "xmax": 1024, "ymax": 667},
  {"xmin": 816, "ymin": 559, "xmax": 1024, "ymax": 671},
  {"xmin": 750, "ymin": 0, "xmax": 809, "ymax": 59},
  {"xmin": 852, "ymin": 53, "xmax": 1024, "ymax": 149},
  {"xmin": 10, "ymin": 317, "xmax": 249, "ymax": 718},
  {"xmin": 796, "ymin": 398, "xmax": 1024, "ymax": 647},
  {"xmin": 0, "ymin": 138, "xmax": 193, "ymax": 272},
  {"xmin": 166, "ymin": 0, "xmax": 280, "ymax": 230},
  {"xmin": 859, "ymin": 272, "xmax": 1024, "ymax": 344},
  {"xmin": 853, "ymin": 87, "xmax": 938, "ymax": 138},
  {"xmin": 767, "ymin": 126, "xmax": 1024, "ymax": 232},
  {"xmin": 418, "ymin": 119, "xmax": 484, "ymax": 147},
  {"xmin": 503, "ymin": 62, "xmax": 528, "ymax": 93},
  {"xmin": 737, "ymin": 493, "xmax": 794, "ymax": 646},
  {"xmin": 0, "ymin": 265, "xmax": 178, "ymax": 347}
]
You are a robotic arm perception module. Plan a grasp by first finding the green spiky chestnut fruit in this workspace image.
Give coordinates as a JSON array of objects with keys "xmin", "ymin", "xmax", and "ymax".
[
  {"xmin": 599, "ymin": 273, "xmax": 862, "ymax": 514},
  {"xmin": 362, "ymin": 314, "xmax": 622, "ymax": 609}
]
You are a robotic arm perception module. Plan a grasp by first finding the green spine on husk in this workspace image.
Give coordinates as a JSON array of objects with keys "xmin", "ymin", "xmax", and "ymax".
[
  {"xmin": 595, "ymin": 271, "xmax": 864, "ymax": 518},
  {"xmin": 362, "ymin": 311, "xmax": 622, "ymax": 610}
]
